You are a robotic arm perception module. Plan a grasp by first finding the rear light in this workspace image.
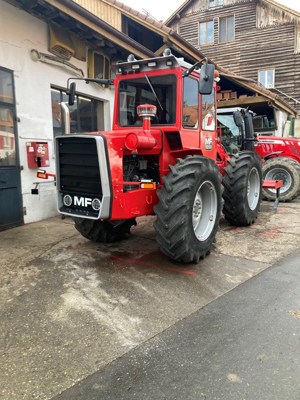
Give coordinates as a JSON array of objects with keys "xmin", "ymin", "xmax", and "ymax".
[
  {"xmin": 37, "ymin": 171, "xmax": 47, "ymax": 179},
  {"xmin": 37, "ymin": 169, "xmax": 56, "ymax": 179}
]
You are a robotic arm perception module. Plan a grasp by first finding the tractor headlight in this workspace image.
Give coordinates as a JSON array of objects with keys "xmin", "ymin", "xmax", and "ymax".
[
  {"xmin": 92, "ymin": 198, "xmax": 101, "ymax": 211},
  {"xmin": 63, "ymin": 194, "xmax": 72, "ymax": 207}
]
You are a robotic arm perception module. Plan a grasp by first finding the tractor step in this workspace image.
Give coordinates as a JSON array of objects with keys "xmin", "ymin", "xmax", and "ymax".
[{"xmin": 262, "ymin": 179, "xmax": 284, "ymax": 209}]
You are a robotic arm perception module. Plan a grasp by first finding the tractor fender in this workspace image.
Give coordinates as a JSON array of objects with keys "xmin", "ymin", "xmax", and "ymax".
[{"xmin": 263, "ymin": 151, "xmax": 284, "ymax": 161}]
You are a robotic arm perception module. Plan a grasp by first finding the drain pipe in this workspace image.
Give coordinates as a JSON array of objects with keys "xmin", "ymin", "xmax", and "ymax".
[{"xmin": 61, "ymin": 102, "xmax": 71, "ymax": 135}]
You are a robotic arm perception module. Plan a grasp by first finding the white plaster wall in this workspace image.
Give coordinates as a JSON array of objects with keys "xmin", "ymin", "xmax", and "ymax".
[
  {"xmin": 0, "ymin": 1, "xmax": 115, "ymax": 224},
  {"xmin": 275, "ymin": 110, "xmax": 288, "ymax": 136}
]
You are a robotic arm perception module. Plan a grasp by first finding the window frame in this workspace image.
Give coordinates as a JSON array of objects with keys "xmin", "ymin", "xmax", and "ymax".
[
  {"xmin": 199, "ymin": 20, "xmax": 214, "ymax": 46},
  {"xmin": 219, "ymin": 15, "xmax": 235, "ymax": 43},
  {"xmin": 51, "ymin": 87, "xmax": 100, "ymax": 136},
  {"xmin": 201, "ymin": 92, "xmax": 216, "ymax": 132},
  {"xmin": 182, "ymin": 76, "xmax": 199, "ymax": 130},
  {"xmin": 88, "ymin": 50, "xmax": 111, "ymax": 80},
  {"xmin": 0, "ymin": 68, "xmax": 18, "ymax": 167},
  {"xmin": 258, "ymin": 69, "xmax": 275, "ymax": 89},
  {"xmin": 209, "ymin": 0, "xmax": 223, "ymax": 8},
  {"xmin": 118, "ymin": 74, "xmax": 177, "ymax": 127}
]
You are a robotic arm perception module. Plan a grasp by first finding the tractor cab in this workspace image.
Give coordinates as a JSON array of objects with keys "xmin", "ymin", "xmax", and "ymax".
[
  {"xmin": 217, "ymin": 107, "xmax": 256, "ymax": 154},
  {"xmin": 113, "ymin": 51, "xmax": 217, "ymax": 144}
]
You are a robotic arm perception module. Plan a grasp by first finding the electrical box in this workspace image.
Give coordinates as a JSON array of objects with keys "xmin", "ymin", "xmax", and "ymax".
[{"xmin": 26, "ymin": 142, "xmax": 50, "ymax": 168}]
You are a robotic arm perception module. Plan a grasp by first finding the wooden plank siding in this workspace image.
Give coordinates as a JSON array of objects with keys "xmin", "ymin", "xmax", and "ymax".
[
  {"xmin": 171, "ymin": 0, "xmax": 300, "ymax": 113},
  {"xmin": 73, "ymin": 0, "xmax": 122, "ymax": 30}
]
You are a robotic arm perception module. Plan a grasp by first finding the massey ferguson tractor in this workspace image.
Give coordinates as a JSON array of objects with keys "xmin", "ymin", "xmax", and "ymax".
[
  {"xmin": 217, "ymin": 108, "xmax": 300, "ymax": 202},
  {"xmin": 256, "ymin": 136, "xmax": 300, "ymax": 202},
  {"xmin": 54, "ymin": 50, "xmax": 262, "ymax": 263}
]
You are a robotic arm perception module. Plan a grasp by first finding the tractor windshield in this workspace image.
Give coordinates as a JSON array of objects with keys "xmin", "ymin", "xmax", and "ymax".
[
  {"xmin": 217, "ymin": 113, "xmax": 243, "ymax": 154},
  {"xmin": 119, "ymin": 74, "xmax": 176, "ymax": 127}
]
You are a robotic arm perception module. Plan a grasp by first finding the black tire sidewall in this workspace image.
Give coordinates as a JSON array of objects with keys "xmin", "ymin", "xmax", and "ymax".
[
  {"xmin": 262, "ymin": 158, "xmax": 300, "ymax": 201},
  {"xmin": 223, "ymin": 151, "xmax": 262, "ymax": 226},
  {"xmin": 154, "ymin": 156, "xmax": 222, "ymax": 263}
]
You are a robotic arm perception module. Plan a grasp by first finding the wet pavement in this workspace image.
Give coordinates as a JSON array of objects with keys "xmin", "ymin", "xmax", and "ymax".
[{"xmin": 1, "ymin": 199, "xmax": 300, "ymax": 399}]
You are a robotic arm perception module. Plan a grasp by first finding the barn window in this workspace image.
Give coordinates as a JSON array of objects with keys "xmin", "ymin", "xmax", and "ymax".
[
  {"xmin": 258, "ymin": 69, "xmax": 275, "ymax": 88},
  {"xmin": 199, "ymin": 20, "xmax": 214, "ymax": 45},
  {"xmin": 209, "ymin": 0, "xmax": 223, "ymax": 7},
  {"xmin": 219, "ymin": 15, "xmax": 235, "ymax": 42}
]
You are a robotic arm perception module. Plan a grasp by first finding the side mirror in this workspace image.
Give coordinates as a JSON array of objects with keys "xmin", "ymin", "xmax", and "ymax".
[
  {"xmin": 233, "ymin": 111, "xmax": 244, "ymax": 128},
  {"xmin": 68, "ymin": 82, "xmax": 76, "ymax": 106},
  {"xmin": 199, "ymin": 63, "xmax": 215, "ymax": 95}
]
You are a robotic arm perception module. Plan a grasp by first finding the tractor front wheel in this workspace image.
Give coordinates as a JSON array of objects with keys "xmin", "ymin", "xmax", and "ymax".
[
  {"xmin": 154, "ymin": 156, "xmax": 222, "ymax": 263},
  {"xmin": 262, "ymin": 158, "xmax": 300, "ymax": 202},
  {"xmin": 73, "ymin": 218, "xmax": 136, "ymax": 242},
  {"xmin": 223, "ymin": 151, "xmax": 262, "ymax": 226}
]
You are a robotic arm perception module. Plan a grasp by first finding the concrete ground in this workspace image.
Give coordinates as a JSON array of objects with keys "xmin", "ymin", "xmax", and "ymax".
[
  {"xmin": 54, "ymin": 251, "xmax": 300, "ymax": 400},
  {"xmin": 1, "ymin": 199, "xmax": 300, "ymax": 399}
]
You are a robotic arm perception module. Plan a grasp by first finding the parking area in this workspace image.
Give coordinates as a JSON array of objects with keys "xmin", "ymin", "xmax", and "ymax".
[{"xmin": 1, "ymin": 199, "xmax": 300, "ymax": 399}]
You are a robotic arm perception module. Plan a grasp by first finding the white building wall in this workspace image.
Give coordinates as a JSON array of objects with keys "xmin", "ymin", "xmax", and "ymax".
[{"xmin": 0, "ymin": 1, "xmax": 115, "ymax": 224}]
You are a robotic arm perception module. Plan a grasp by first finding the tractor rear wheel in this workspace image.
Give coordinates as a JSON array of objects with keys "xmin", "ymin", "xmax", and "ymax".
[
  {"xmin": 223, "ymin": 151, "xmax": 262, "ymax": 226},
  {"xmin": 73, "ymin": 218, "xmax": 136, "ymax": 242},
  {"xmin": 262, "ymin": 158, "xmax": 300, "ymax": 202},
  {"xmin": 154, "ymin": 156, "xmax": 222, "ymax": 263}
]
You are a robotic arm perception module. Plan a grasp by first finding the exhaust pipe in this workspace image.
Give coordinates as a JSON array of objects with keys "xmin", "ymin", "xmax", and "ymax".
[{"xmin": 61, "ymin": 102, "xmax": 71, "ymax": 135}]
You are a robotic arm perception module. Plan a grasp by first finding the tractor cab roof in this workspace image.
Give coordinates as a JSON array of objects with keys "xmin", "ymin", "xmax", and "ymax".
[{"xmin": 115, "ymin": 51, "xmax": 198, "ymax": 76}]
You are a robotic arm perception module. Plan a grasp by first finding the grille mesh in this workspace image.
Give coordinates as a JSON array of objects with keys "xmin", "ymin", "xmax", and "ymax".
[{"xmin": 57, "ymin": 137, "xmax": 102, "ymax": 197}]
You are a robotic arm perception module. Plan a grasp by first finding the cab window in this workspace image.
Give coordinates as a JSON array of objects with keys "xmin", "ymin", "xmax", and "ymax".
[
  {"xmin": 183, "ymin": 77, "xmax": 199, "ymax": 129},
  {"xmin": 119, "ymin": 75, "xmax": 176, "ymax": 126},
  {"xmin": 202, "ymin": 92, "xmax": 216, "ymax": 131}
]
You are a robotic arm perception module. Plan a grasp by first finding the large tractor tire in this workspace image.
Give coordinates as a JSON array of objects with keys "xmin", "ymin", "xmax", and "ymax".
[
  {"xmin": 223, "ymin": 151, "xmax": 262, "ymax": 226},
  {"xmin": 73, "ymin": 218, "xmax": 136, "ymax": 243},
  {"xmin": 154, "ymin": 156, "xmax": 222, "ymax": 263},
  {"xmin": 262, "ymin": 158, "xmax": 300, "ymax": 202}
]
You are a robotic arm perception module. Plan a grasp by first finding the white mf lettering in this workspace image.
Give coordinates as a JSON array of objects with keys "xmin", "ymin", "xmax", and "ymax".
[{"xmin": 74, "ymin": 196, "xmax": 92, "ymax": 208}]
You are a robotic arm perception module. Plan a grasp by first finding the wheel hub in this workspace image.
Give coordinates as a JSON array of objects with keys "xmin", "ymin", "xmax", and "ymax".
[
  {"xmin": 265, "ymin": 168, "xmax": 292, "ymax": 194},
  {"xmin": 192, "ymin": 181, "xmax": 217, "ymax": 241},
  {"xmin": 247, "ymin": 167, "xmax": 260, "ymax": 210},
  {"xmin": 193, "ymin": 198, "xmax": 203, "ymax": 219}
]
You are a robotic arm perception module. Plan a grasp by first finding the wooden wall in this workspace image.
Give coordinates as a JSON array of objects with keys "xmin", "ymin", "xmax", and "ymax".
[{"xmin": 171, "ymin": 0, "xmax": 300, "ymax": 113}]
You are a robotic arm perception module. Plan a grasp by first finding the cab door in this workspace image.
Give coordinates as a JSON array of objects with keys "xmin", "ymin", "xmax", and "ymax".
[{"xmin": 0, "ymin": 68, "xmax": 23, "ymax": 230}]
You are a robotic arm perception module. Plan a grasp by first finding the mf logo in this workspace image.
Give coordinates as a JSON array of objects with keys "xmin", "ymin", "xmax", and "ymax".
[{"xmin": 74, "ymin": 196, "xmax": 92, "ymax": 208}]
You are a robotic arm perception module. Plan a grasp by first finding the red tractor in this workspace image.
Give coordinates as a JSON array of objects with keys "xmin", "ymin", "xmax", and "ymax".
[
  {"xmin": 217, "ymin": 108, "xmax": 300, "ymax": 202},
  {"xmin": 55, "ymin": 50, "xmax": 262, "ymax": 263},
  {"xmin": 255, "ymin": 136, "xmax": 300, "ymax": 202}
]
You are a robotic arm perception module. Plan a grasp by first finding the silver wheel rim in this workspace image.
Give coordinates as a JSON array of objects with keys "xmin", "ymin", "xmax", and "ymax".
[
  {"xmin": 265, "ymin": 168, "xmax": 292, "ymax": 195},
  {"xmin": 192, "ymin": 180, "xmax": 217, "ymax": 241},
  {"xmin": 247, "ymin": 167, "xmax": 260, "ymax": 210}
]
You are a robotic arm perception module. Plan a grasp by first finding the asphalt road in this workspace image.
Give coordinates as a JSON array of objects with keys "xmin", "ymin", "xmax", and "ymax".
[{"xmin": 55, "ymin": 250, "xmax": 300, "ymax": 400}]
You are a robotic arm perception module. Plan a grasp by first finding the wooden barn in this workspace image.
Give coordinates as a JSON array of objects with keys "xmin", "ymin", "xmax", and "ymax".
[{"xmin": 166, "ymin": 0, "xmax": 300, "ymax": 131}]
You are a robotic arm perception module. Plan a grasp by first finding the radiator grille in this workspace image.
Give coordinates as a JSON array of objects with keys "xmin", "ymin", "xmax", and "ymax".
[{"xmin": 57, "ymin": 137, "xmax": 102, "ymax": 197}]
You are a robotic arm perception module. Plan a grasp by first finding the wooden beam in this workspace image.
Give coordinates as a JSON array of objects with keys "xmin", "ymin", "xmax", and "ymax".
[{"xmin": 217, "ymin": 96, "xmax": 269, "ymax": 107}]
